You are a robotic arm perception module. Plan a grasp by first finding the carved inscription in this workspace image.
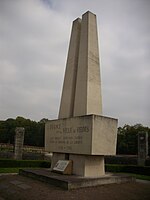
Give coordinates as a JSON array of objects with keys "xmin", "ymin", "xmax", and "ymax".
[
  {"xmin": 48, "ymin": 125, "xmax": 89, "ymax": 151},
  {"xmin": 45, "ymin": 117, "xmax": 92, "ymax": 154}
]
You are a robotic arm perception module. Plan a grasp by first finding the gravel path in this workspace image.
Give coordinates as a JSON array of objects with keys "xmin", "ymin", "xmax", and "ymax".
[{"xmin": 0, "ymin": 174, "xmax": 150, "ymax": 200}]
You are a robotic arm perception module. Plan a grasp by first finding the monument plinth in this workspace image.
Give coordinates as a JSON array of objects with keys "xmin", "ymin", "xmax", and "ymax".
[
  {"xmin": 45, "ymin": 115, "xmax": 117, "ymax": 155},
  {"xmin": 45, "ymin": 11, "xmax": 118, "ymax": 177}
]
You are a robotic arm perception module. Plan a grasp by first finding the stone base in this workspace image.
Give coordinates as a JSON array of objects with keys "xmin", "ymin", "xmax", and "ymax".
[
  {"xmin": 70, "ymin": 154, "xmax": 105, "ymax": 176},
  {"xmin": 19, "ymin": 169, "xmax": 135, "ymax": 190},
  {"xmin": 51, "ymin": 153, "xmax": 105, "ymax": 177}
]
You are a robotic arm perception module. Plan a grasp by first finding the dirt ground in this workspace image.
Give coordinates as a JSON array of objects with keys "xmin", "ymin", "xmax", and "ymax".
[{"xmin": 0, "ymin": 174, "xmax": 150, "ymax": 200}]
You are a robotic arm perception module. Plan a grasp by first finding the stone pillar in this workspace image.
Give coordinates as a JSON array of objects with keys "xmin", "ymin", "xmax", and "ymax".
[
  {"xmin": 51, "ymin": 18, "xmax": 82, "ymax": 169},
  {"xmin": 14, "ymin": 127, "xmax": 25, "ymax": 160},
  {"xmin": 138, "ymin": 131, "xmax": 148, "ymax": 166},
  {"xmin": 73, "ymin": 11, "xmax": 102, "ymax": 116},
  {"xmin": 59, "ymin": 18, "xmax": 81, "ymax": 118},
  {"xmin": 70, "ymin": 11, "xmax": 104, "ymax": 176}
]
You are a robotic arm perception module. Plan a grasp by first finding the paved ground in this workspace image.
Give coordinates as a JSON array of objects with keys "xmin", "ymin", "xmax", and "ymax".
[{"xmin": 0, "ymin": 174, "xmax": 150, "ymax": 200}]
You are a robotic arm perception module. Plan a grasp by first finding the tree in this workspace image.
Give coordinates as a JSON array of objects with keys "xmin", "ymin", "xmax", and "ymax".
[
  {"xmin": 117, "ymin": 124, "xmax": 150, "ymax": 155},
  {"xmin": 0, "ymin": 117, "xmax": 46, "ymax": 147}
]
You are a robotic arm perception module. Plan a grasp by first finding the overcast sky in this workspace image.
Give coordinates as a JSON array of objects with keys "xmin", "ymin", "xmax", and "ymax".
[{"xmin": 0, "ymin": 0, "xmax": 150, "ymax": 126}]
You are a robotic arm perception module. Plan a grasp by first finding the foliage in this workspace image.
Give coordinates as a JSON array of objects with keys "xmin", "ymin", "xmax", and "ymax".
[
  {"xmin": 105, "ymin": 155, "xmax": 150, "ymax": 166},
  {"xmin": 0, "ymin": 159, "xmax": 50, "ymax": 168},
  {"xmin": 117, "ymin": 124, "xmax": 150, "ymax": 155},
  {"xmin": 105, "ymin": 164, "xmax": 150, "ymax": 176},
  {"xmin": 0, "ymin": 117, "xmax": 48, "ymax": 147},
  {"xmin": 0, "ymin": 168, "xmax": 21, "ymax": 173},
  {"xmin": 105, "ymin": 155, "xmax": 137, "ymax": 165},
  {"xmin": 0, "ymin": 116, "xmax": 149, "ymax": 155},
  {"xmin": 124, "ymin": 173, "xmax": 150, "ymax": 181}
]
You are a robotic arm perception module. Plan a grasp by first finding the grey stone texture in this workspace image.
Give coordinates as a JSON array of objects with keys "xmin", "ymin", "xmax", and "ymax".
[
  {"xmin": 138, "ymin": 131, "xmax": 148, "ymax": 166},
  {"xmin": 45, "ymin": 11, "xmax": 118, "ymax": 177},
  {"xmin": 14, "ymin": 127, "xmax": 25, "ymax": 160}
]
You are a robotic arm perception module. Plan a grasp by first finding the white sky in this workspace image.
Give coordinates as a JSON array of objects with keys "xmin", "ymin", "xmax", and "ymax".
[{"xmin": 0, "ymin": 0, "xmax": 150, "ymax": 126}]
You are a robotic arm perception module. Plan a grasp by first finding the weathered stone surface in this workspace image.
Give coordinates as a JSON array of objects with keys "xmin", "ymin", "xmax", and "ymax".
[
  {"xmin": 73, "ymin": 11, "xmax": 102, "ymax": 116},
  {"xmin": 138, "ymin": 131, "xmax": 148, "ymax": 166},
  {"xmin": 19, "ymin": 169, "xmax": 135, "ymax": 190},
  {"xmin": 69, "ymin": 154, "xmax": 105, "ymax": 176},
  {"xmin": 14, "ymin": 127, "xmax": 25, "ymax": 160},
  {"xmin": 45, "ymin": 11, "xmax": 118, "ymax": 177},
  {"xmin": 59, "ymin": 12, "xmax": 102, "ymax": 119},
  {"xmin": 59, "ymin": 18, "xmax": 81, "ymax": 119},
  {"xmin": 45, "ymin": 115, "xmax": 118, "ymax": 155},
  {"xmin": 53, "ymin": 160, "xmax": 73, "ymax": 175}
]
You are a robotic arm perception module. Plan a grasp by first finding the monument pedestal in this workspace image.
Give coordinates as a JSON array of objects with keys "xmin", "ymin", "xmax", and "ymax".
[
  {"xmin": 70, "ymin": 154, "xmax": 105, "ymax": 176},
  {"xmin": 19, "ymin": 169, "xmax": 135, "ymax": 190},
  {"xmin": 51, "ymin": 153, "xmax": 105, "ymax": 177},
  {"xmin": 45, "ymin": 114, "xmax": 117, "ymax": 177}
]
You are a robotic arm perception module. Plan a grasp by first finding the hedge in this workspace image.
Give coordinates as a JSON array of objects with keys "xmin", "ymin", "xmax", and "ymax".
[
  {"xmin": 105, "ymin": 164, "xmax": 150, "ymax": 176},
  {"xmin": 0, "ymin": 159, "xmax": 51, "ymax": 168},
  {"xmin": 105, "ymin": 156, "xmax": 150, "ymax": 166}
]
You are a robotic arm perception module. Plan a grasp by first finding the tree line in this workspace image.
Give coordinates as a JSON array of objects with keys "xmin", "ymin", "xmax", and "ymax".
[
  {"xmin": 0, "ymin": 117, "xmax": 149, "ymax": 155},
  {"xmin": 0, "ymin": 116, "xmax": 48, "ymax": 147},
  {"xmin": 117, "ymin": 124, "xmax": 150, "ymax": 155}
]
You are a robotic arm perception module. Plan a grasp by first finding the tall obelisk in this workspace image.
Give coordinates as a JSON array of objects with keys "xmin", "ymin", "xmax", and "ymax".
[
  {"xmin": 51, "ymin": 17, "xmax": 82, "ymax": 169},
  {"xmin": 59, "ymin": 18, "xmax": 81, "ymax": 118},
  {"xmin": 59, "ymin": 11, "xmax": 102, "ymax": 118},
  {"xmin": 51, "ymin": 11, "xmax": 104, "ymax": 176},
  {"xmin": 73, "ymin": 11, "xmax": 102, "ymax": 116}
]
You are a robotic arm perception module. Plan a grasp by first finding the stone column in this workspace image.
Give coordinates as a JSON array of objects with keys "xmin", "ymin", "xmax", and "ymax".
[
  {"xmin": 70, "ymin": 11, "xmax": 104, "ymax": 176},
  {"xmin": 51, "ymin": 18, "xmax": 81, "ymax": 169},
  {"xmin": 14, "ymin": 127, "xmax": 25, "ymax": 160},
  {"xmin": 73, "ymin": 11, "xmax": 102, "ymax": 116},
  {"xmin": 59, "ymin": 18, "xmax": 81, "ymax": 118},
  {"xmin": 138, "ymin": 131, "xmax": 148, "ymax": 166}
]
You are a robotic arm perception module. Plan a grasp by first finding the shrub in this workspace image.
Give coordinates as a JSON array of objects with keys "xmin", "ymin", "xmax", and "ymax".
[
  {"xmin": 105, "ymin": 156, "xmax": 150, "ymax": 166},
  {"xmin": 0, "ymin": 159, "xmax": 50, "ymax": 168},
  {"xmin": 105, "ymin": 155, "xmax": 137, "ymax": 165},
  {"xmin": 105, "ymin": 164, "xmax": 150, "ymax": 176}
]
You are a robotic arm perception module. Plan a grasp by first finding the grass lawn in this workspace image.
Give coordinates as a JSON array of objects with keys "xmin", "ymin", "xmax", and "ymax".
[
  {"xmin": 0, "ymin": 167, "xmax": 41, "ymax": 173},
  {"xmin": 125, "ymin": 173, "xmax": 150, "ymax": 181}
]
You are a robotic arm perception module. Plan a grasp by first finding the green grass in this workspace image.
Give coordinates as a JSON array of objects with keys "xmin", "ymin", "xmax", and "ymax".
[
  {"xmin": 0, "ymin": 161, "xmax": 149, "ymax": 181},
  {"xmin": 0, "ymin": 159, "xmax": 51, "ymax": 168},
  {"xmin": 0, "ymin": 168, "xmax": 24, "ymax": 173},
  {"xmin": 0, "ymin": 167, "xmax": 41, "ymax": 173},
  {"xmin": 105, "ymin": 164, "xmax": 150, "ymax": 176},
  {"xmin": 124, "ymin": 173, "xmax": 150, "ymax": 181}
]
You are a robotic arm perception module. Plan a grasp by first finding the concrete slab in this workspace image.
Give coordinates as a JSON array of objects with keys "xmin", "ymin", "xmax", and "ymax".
[
  {"xmin": 0, "ymin": 184, "xmax": 9, "ymax": 189},
  {"xmin": 17, "ymin": 183, "xmax": 31, "ymax": 190},
  {"xmin": 10, "ymin": 180, "xmax": 23, "ymax": 185},
  {"xmin": 19, "ymin": 169, "xmax": 135, "ymax": 190},
  {"xmin": 10, "ymin": 180, "xmax": 31, "ymax": 189}
]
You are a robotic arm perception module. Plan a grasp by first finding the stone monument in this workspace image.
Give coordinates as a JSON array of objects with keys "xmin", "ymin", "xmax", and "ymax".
[
  {"xmin": 45, "ymin": 11, "xmax": 118, "ymax": 177},
  {"xmin": 14, "ymin": 127, "xmax": 25, "ymax": 160},
  {"xmin": 138, "ymin": 131, "xmax": 148, "ymax": 166},
  {"xmin": 20, "ymin": 11, "xmax": 135, "ymax": 189}
]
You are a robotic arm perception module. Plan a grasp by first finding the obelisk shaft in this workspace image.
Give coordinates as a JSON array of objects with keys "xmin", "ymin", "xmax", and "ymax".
[
  {"xmin": 59, "ymin": 11, "xmax": 102, "ymax": 118},
  {"xmin": 73, "ymin": 11, "xmax": 102, "ymax": 116},
  {"xmin": 59, "ymin": 18, "xmax": 81, "ymax": 119}
]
